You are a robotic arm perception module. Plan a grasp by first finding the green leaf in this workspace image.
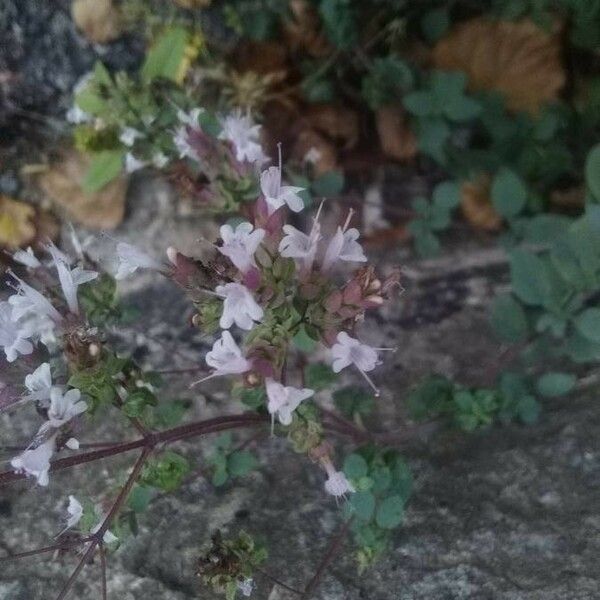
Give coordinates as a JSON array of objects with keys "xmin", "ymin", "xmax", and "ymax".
[
  {"xmin": 522, "ymin": 214, "xmax": 572, "ymax": 244},
  {"xmin": 432, "ymin": 181, "xmax": 461, "ymax": 211},
  {"xmin": 421, "ymin": 8, "xmax": 449, "ymax": 43},
  {"xmin": 304, "ymin": 363, "xmax": 336, "ymax": 391},
  {"xmin": 82, "ymin": 150, "xmax": 124, "ymax": 194},
  {"xmin": 319, "ymin": 0, "xmax": 357, "ymax": 49},
  {"xmin": 311, "ymin": 170, "xmax": 344, "ymax": 197},
  {"xmin": 212, "ymin": 467, "xmax": 228, "ymax": 487},
  {"xmin": 574, "ymin": 308, "xmax": 600, "ymax": 343},
  {"xmin": 152, "ymin": 400, "xmax": 188, "ymax": 428},
  {"xmin": 403, "ymin": 91, "xmax": 436, "ymax": 116},
  {"xmin": 490, "ymin": 294, "xmax": 528, "ymax": 343},
  {"xmin": 237, "ymin": 387, "xmax": 266, "ymax": 410},
  {"xmin": 333, "ymin": 386, "xmax": 375, "ymax": 418},
  {"xmin": 348, "ymin": 491, "xmax": 376, "ymax": 521},
  {"xmin": 491, "ymin": 168, "xmax": 527, "ymax": 218},
  {"xmin": 343, "ymin": 454, "xmax": 368, "ymax": 479},
  {"xmin": 443, "ymin": 94, "xmax": 481, "ymax": 122},
  {"xmin": 141, "ymin": 26, "xmax": 190, "ymax": 83},
  {"xmin": 375, "ymin": 495, "xmax": 404, "ymax": 529},
  {"xmin": 536, "ymin": 373, "xmax": 575, "ymax": 398},
  {"xmin": 415, "ymin": 117, "xmax": 450, "ymax": 163},
  {"xmin": 127, "ymin": 485, "xmax": 153, "ymax": 513},
  {"xmin": 585, "ymin": 143, "xmax": 600, "ymax": 200},
  {"xmin": 227, "ymin": 451, "xmax": 258, "ymax": 477},
  {"xmin": 516, "ymin": 395, "xmax": 540, "ymax": 425},
  {"xmin": 509, "ymin": 249, "xmax": 551, "ymax": 306},
  {"xmin": 293, "ymin": 325, "xmax": 317, "ymax": 353},
  {"xmin": 413, "ymin": 229, "xmax": 440, "ymax": 258}
]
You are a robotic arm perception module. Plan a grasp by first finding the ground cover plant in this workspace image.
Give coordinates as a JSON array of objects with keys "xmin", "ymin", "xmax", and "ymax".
[{"xmin": 0, "ymin": 1, "xmax": 599, "ymax": 599}]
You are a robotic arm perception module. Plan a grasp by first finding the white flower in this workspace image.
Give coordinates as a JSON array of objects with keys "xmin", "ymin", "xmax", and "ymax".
[
  {"xmin": 216, "ymin": 283, "xmax": 264, "ymax": 331},
  {"xmin": 177, "ymin": 107, "xmax": 203, "ymax": 126},
  {"xmin": 218, "ymin": 110, "xmax": 268, "ymax": 165},
  {"xmin": 44, "ymin": 241, "xmax": 72, "ymax": 266},
  {"xmin": 24, "ymin": 363, "xmax": 53, "ymax": 403},
  {"xmin": 331, "ymin": 332, "xmax": 382, "ymax": 395},
  {"xmin": 237, "ymin": 578, "xmax": 255, "ymax": 597},
  {"xmin": 12, "ymin": 247, "xmax": 41, "ymax": 269},
  {"xmin": 8, "ymin": 277, "xmax": 62, "ymax": 323},
  {"xmin": 331, "ymin": 332, "xmax": 378, "ymax": 373},
  {"xmin": 322, "ymin": 227, "xmax": 367, "ymax": 271},
  {"xmin": 152, "ymin": 152, "xmax": 169, "ymax": 168},
  {"xmin": 65, "ymin": 495, "xmax": 84, "ymax": 530},
  {"xmin": 260, "ymin": 166, "xmax": 305, "ymax": 214},
  {"xmin": 119, "ymin": 127, "xmax": 143, "ymax": 147},
  {"xmin": 323, "ymin": 463, "xmax": 355, "ymax": 498},
  {"xmin": 55, "ymin": 262, "xmax": 98, "ymax": 315},
  {"xmin": 0, "ymin": 302, "xmax": 34, "ymax": 362},
  {"xmin": 174, "ymin": 126, "xmax": 198, "ymax": 160},
  {"xmin": 90, "ymin": 520, "xmax": 118, "ymax": 545},
  {"xmin": 65, "ymin": 437, "xmax": 80, "ymax": 450},
  {"xmin": 10, "ymin": 434, "xmax": 56, "ymax": 486},
  {"xmin": 279, "ymin": 224, "xmax": 320, "ymax": 272},
  {"xmin": 218, "ymin": 222, "xmax": 265, "ymax": 273},
  {"xmin": 265, "ymin": 378, "xmax": 314, "ymax": 427},
  {"xmin": 47, "ymin": 387, "xmax": 87, "ymax": 428},
  {"xmin": 115, "ymin": 242, "xmax": 162, "ymax": 280},
  {"xmin": 66, "ymin": 104, "xmax": 91, "ymax": 124},
  {"xmin": 125, "ymin": 153, "xmax": 147, "ymax": 173},
  {"xmin": 202, "ymin": 331, "xmax": 250, "ymax": 379}
]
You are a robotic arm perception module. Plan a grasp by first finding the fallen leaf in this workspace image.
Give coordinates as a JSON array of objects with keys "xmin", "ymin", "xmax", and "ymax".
[
  {"xmin": 0, "ymin": 196, "xmax": 36, "ymax": 249},
  {"xmin": 375, "ymin": 105, "xmax": 418, "ymax": 162},
  {"xmin": 291, "ymin": 128, "xmax": 338, "ymax": 175},
  {"xmin": 233, "ymin": 40, "xmax": 289, "ymax": 76},
  {"xmin": 38, "ymin": 150, "xmax": 127, "ymax": 230},
  {"xmin": 306, "ymin": 104, "xmax": 359, "ymax": 149},
  {"xmin": 433, "ymin": 17, "xmax": 564, "ymax": 114},
  {"xmin": 283, "ymin": 0, "xmax": 332, "ymax": 58},
  {"xmin": 460, "ymin": 175, "xmax": 503, "ymax": 231},
  {"xmin": 71, "ymin": 0, "xmax": 122, "ymax": 44}
]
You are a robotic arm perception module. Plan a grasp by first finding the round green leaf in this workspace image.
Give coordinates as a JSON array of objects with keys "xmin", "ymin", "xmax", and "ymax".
[
  {"xmin": 343, "ymin": 454, "xmax": 369, "ymax": 479},
  {"xmin": 536, "ymin": 373, "xmax": 576, "ymax": 398},
  {"xmin": 375, "ymin": 495, "xmax": 405, "ymax": 529},
  {"xmin": 349, "ymin": 491, "xmax": 376, "ymax": 521},
  {"xmin": 491, "ymin": 168, "xmax": 527, "ymax": 218},
  {"xmin": 490, "ymin": 294, "xmax": 528, "ymax": 343},
  {"xmin": 227, "ymin": 451, "xmax": 258, "ymax": 477},
  {"xmin": 575, "ymin": 308, "xmax": 600, "ymax": 343}
]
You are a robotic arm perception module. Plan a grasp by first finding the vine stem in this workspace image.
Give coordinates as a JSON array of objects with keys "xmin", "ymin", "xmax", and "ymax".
[
  {"xmin": 56, "ymin": 448, "xmax": 151, "ymax": 600},
  {"xmin": 300, "ymin": 519, "xmax": 352, "ymax": 600},
  {"xmin": 0, "ymin": 413, "xmax": 269, "ymax": 486}
]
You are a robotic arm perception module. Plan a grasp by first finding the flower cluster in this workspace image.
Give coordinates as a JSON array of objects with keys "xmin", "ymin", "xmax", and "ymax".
[{"xmin": 140, "ymin": 149, "xmax": 398, "ymax": 496}]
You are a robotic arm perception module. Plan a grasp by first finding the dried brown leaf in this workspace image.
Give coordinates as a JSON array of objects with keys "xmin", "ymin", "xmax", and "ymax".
[
  {"xmin": 460, "ymin": 175, "xmax": 503, "ymax": 231},
  {"xmin": 283, "ymin": 0, "xmax": 332, "ymax": 58},
  {"xmin": 38, "ymin": 150, "xmax": 127, "ymax": 230},
  {"xmin": 433, "ymin": 17, "xmax": 565, "ymax": 114},
  {"xmin": 71, "ymin": 0, "xmax": 122, "ymax": 44},
  {"xmin": 291, "ymin": 128, "xmax": 338, "ymax": 175},
  {"xmin": 306, "ymin": 104, "xmax": 359, "ymax": 150},
  {"xmin": 375, "ymin": 106, "xmax": 417, "ymax": 162}
]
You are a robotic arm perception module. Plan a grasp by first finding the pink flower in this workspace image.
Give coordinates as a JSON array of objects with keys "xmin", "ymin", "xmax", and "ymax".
[
  {"xmin": 216, "ymin": 283, "xmax": 264, "ymax": 331},
  {"xmin": 260, "ymin": 165, "xmax": 304, "ymax": 214}
]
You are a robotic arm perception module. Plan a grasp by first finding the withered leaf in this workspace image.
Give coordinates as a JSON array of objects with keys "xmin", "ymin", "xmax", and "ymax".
[
  {"xmin": 375, "ymin": 106, "xmax": 418, "ymax": 162},
  {"xmin": 460, "ymin": 175, "xmax": 503, "ymax": 232},
  {"xmin": 433, "ymin": 17, "xmax": 564, "ymax": 114},
  {"xmin": 38, "ymin": 150, "xmax": 127, "ymax": 230},
  {"xmin": 0, "ymin": 195, "xmax": 36, "ymax": 250},
  {"xmin": 71, "ymin": 0, "xmax": 122, "ymax": 44}
]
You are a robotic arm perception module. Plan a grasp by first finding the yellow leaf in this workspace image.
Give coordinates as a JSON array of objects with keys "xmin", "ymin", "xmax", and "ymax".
[
  {"xmin": 460, "ymin": 175, "xmax": 503, "ymax": 232},
  {"xmin": 433, "ymin": 18, "xmax": 565, "ymax": 114},
  {"xmin": 0, "ymin": 196, "xmax": 36, "ymax": 250},
  {"xmin": 71, "ymin": 0, "xmax": 122, "ymax": 44}
]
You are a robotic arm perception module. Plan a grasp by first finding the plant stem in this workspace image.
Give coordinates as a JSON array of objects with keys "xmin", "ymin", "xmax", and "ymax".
[
  {"xmin": 56, "ymin": 448, "xmax": 151, "ymax": 600},
  {"xmin": 0, "ymin": 413, "xmax": 268, "ymax": 486},
  {"xmin": 301, "ymin": 519, "xmax": 352, "ymax": 600}
]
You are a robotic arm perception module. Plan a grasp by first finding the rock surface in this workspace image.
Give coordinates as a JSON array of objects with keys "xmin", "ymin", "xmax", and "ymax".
[{"xmin": 1, "ymin": 177, "xmax": 600, "ymax": 600}]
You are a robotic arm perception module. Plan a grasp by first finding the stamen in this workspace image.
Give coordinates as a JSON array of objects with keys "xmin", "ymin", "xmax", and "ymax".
[
  {"xmin": 342, "ymin": 208, "xmax": 355, "ymax": 232},
  {"xmin": 271, "ymin": 413, "xmax": 275, "ymax": 437},
  {"xmin": 190, "ymin": 373, "xmax": 216, "ymax": 387},
  {"xmin": 372, "ymin": 347, "xmax": 398, "ymax": 352},
  {"xmin": 356, "ymin": 367, "xmax": 380, "ymax": 397}
]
